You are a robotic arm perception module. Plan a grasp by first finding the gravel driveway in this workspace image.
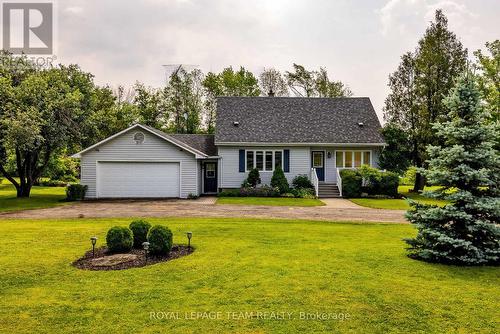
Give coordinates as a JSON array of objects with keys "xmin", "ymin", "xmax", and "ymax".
[{"xmin": 0, "ymin": 198, "xmax": 407, "ymax": 223}]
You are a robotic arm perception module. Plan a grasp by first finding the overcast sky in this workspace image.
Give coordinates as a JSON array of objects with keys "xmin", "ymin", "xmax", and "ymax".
[{"xmin": 56, "ymin": 0, "xmax": 499, "ymax": 120}]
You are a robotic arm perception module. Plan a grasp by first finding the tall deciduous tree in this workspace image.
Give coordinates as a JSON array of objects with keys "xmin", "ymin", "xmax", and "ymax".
[
  {"xmin": 405, "ymin": 74, "xmax": 500, "ymax": 265},
  {"xmin": 165, "ymin": 68, "xmax": 204, "ymax": 134},
  {"xmin": 202, "ymin": 66, "xmax": 260, "ymax": 133},
  {"xmin": 204, "ymin": 66, "xmax": 260, "ymax": 97},
  {"xmin": 285, "ymin": 63, "xmax": 317, "ymax": 97},
  {"xmin": 384, "ymin": 10, "xmax": 467, "ymax": 191},
  {"xmin": 378, "ymin": 123, "xmax": 412, "ymax": 174},
  {"xmin": 202, "ymin": 72, "xmax": 222, "ymax": 134},
  {"xmin": 383, "ymin": 53, "xmax": 419, "ymax": 175},
  {"xmin": 314, "ymin": 67, "xmax": 353, "ymax": 97},
  {"xmin": 474, "ymin": 40, "xmax": 499, "ymax": 121},
  {"xmin": 0, "ymin": 53, "xmax": 111, "ymax": 197},
  {"xmin": 133, "ymin": 82, "xmax": 167, "ymax": 130},
  {"xmin": 80, "ymin": 85, "xmax": 129, "ymax": 148},
  {"xmin": 259, "ymin": 68, "xmax": 288, "ymax": 96},
  {"xmin": 286, "ymin": 63, "xmax": 352, "ymax": 97}
]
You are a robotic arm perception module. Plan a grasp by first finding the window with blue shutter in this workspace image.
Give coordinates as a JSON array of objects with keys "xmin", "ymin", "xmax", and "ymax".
[
  {"xmin": 239, "ymin": 149, "xmax": 245, "ymax": 172},
  {"xmin": 283, "ymin": 149, "xmax": 290, "ymax": 173}
]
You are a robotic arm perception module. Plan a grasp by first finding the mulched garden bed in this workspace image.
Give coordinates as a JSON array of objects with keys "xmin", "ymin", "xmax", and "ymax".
[{"xmin": 73, "ymin": 245, "xmax": 194, "ymax": 271}]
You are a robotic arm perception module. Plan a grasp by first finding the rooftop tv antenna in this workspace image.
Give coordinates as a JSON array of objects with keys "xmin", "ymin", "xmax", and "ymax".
[{"xmin": 162, "ymin": 64, "xmax": 199, "ymax": 85}]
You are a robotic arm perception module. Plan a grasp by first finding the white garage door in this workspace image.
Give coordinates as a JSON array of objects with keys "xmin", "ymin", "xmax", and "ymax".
[{"xmin": 97, "ymin": 162, "xmax": 180, "ymax": 198}]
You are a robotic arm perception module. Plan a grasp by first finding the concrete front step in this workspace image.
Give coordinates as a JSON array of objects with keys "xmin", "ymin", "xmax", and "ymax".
[{"xmin": 318, "ymin": 183, "xmax": 341, "ymax": 198}]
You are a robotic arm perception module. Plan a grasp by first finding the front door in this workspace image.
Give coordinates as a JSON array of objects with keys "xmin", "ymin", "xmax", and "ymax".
[
  {"xmin": 311, "ymin": 151, "xmax": 325, "ymax": 181},
  {"xmin": 203, "ymin": 162, "xmax": 217, "ymax": 193}
]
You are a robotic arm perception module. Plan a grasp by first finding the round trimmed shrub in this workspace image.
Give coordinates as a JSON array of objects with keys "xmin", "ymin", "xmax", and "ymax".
[
  {"xmin": 147, "ymin": 225, "xmax": 173, "ymax": 255},
  {"xmin": 106, "ymin": 226, "xmax": 133, "ymax": 253},
  {"xmin": 66, "ymin": 184, "xmax": 88, "ymax": 201},
  {"xmin": 129, "ymin": 219, "xmax": 152, "ymax": 248},
  {"xmin": 292, "ymin": 174, "xmax": 314, "ymax": 190}
]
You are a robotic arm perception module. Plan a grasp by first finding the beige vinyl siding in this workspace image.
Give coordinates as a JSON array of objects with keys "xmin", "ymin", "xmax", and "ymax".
[{"xmin": 80, "ymin": 128, "xmax": 198, "ymax": 198}]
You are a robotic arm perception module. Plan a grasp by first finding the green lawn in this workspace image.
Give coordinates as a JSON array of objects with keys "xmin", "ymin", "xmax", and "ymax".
[
  {"xmin": 350, "ymin": 186, "xmax": 449, "ymax": 210},
  {"xmin": 0, "ymin": 178, "xmax": 67, "ymax": 212},
  {"xmin": 217, "ymin": 196, "xmax": 325, "ymax": 207},
  {"xmin": 0, "ymin": 217, "xmax": 498, "ymax": 333}
]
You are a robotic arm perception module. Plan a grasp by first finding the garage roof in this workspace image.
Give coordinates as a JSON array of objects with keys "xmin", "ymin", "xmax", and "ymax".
[{"xmin": 72, "ymin": 124, "xmax": 213, "ymax": 159}]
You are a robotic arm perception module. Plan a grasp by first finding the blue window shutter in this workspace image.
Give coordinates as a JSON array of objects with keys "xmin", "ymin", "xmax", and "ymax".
[
  {"xmin": 284, "ymin": 149, "xmax": 290, "ymax": 173},
  {"xmin": 239, "ymin": 150, "xmax": 245, "ymax": 172}
]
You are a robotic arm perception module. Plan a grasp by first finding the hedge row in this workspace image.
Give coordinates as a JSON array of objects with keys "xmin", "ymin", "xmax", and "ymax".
[{"xmin": 340, "ymin": 166, "xmax": 399, "ymax": 198}]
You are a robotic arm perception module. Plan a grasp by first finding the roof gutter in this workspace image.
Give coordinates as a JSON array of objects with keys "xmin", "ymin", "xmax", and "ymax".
[{"xmin": 215, "ymin": 142, "xmax": 387, "ymax": 147}]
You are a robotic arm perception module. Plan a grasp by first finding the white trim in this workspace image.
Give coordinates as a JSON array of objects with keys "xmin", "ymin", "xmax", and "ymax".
[
  {"xmin": 216, "ymin": 142, "xmax": 386, "ymax": 147},
  {"xmin": 95, "ymin": 160, "xmax": 182, "ymax": 198},
  {"xmin": 196, "ymin": 161, "xmax": 199, "ymax": 195},
  {"xmin": 72, "ymin": 124, "xmax": 208, "ymax": 159},
  {"xmin": 179, "ymin": 161, "xmax": 183, "ymax": 197}
]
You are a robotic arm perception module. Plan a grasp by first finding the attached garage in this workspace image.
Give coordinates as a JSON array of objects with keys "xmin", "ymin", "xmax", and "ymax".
[
  {"xmin": 97, "ymin": 162, "xmax": 180, "ymax": 198},
  {"xmin": 73, "ymin": 124, "xmax": 217, "ymax": 199}
]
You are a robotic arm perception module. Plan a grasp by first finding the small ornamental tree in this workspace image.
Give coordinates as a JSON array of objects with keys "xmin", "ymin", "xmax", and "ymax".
[
  {"xmin": 405, "ymin": 74, "xmax": 500, "ymax": 265},
  {"xmin": 246, "ymin": 168, "xmax": 261, "ymax": 187},
  {"xmin": 270, "ymin": 166, "xmax": 289, "ymax": 193}
]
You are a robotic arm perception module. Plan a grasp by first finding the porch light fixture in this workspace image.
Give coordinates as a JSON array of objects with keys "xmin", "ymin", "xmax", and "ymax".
[
  {"xmin": 327, "ymin": 152, "xmax": 332, "ymax": 159},
  {"xmin": 186, "ymin": 231, "xmax": 193, "ymax": 249},
  {"xmin": 142, "ymin": 242, "xmax": 150, "ymax": 262},
  {"xmin": 90, "ymin": 236, "xmax": 98, "ymax": 257}
]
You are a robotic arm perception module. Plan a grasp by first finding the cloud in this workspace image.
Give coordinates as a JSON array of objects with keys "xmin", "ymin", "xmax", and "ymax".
[
  {"xmin": 378, "ymin": 0, "xmax": 477, "ymax": 36},
  {"xmin": 64, "ymin": 6, "xmax": 83, "ymax": 14},
  {"xmin": 49, "ymin": 0, "xmax": 498, "ymax": 121}
]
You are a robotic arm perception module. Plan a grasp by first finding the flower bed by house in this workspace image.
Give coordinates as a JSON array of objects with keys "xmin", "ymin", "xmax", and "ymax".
[{"xmin": 218, "ymin": 168, "xmax": 316, "ymax": 199}]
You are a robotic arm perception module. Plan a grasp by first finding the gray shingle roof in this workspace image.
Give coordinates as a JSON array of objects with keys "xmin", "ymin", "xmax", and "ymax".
[
  {"xmin": 169, "ymin": 134, "xmax": 217, "ymax": 156},
  {"xmin": 140, "ymin": 124, "xmax": 217, "ymax": 156},
  {"xmin": 215, "ymin": 97, "xmax": 384, "ymax": 144}
]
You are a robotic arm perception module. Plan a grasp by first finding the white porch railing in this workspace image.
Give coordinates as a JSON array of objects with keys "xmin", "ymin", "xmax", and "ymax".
[
  {"xmin": 311, "ymin": 168, "xmax": 319, "ymax": 197},
  {"xmin": 335, "ymin": 168, "xmax": 343, "ymax": 197}
]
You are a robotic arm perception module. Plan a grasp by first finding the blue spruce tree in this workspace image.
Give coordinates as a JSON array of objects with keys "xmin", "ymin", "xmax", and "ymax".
[{"xmin": 405, "ymin": 74, "xmax": 500, "ymax": 265}]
